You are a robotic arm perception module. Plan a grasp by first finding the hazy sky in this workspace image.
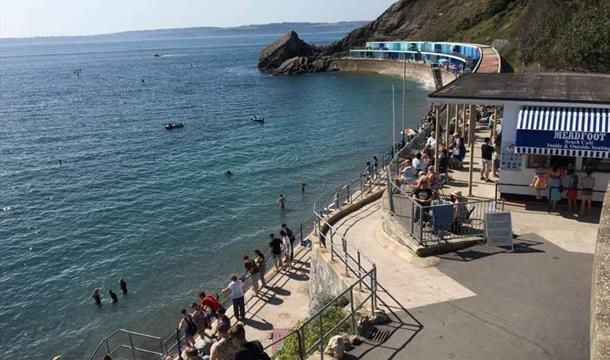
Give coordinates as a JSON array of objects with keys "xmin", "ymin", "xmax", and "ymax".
[{"xmin": 0, "ymin": 0, "xmax": 396, "ymax": 38}]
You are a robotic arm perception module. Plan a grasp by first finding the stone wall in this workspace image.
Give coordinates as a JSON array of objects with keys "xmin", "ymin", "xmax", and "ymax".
[
  {"xmin": 308, "ymin": 188, "xmax": 384, "ymax": 313},
  {"xmin": 330, "ymin": 58, "xmax": 456, "ymax": 89},
  {"xmin": 591, "ymin": 184, "xmax": 610, "ymax": 360}
]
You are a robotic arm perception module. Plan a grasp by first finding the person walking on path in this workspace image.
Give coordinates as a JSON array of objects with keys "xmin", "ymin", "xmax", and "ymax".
[
  {"xmin": 277, "ymin": 194, "xmax": 286, "ymax": 210},
  {"xmin": 280, "ymin": 230, "xmax": 292, "ymax": 270},
  {"xmin": 178, "ymin": 308, "xmax": 197, "ymax": 347},
  {"xmin": 268, "ymin": 233, "xmax": 283, "ymax": 270},
  {"xmin": 254, "ymin": 250, "xmax": 266, "ymax": 288},
  {"xmin": 373, "ymin": 156, "xmax": 380, "ymax": 177},
  {"xmin": 226, "ymin": 275, "xmax": 246, "ymax": 321},
  {"xmin": 364, "ymin": 161, "xmax": 374, "ymax": 182},
  {"xmin": 92, "ymin": 288, "xmax": 102, "ymax": 306},
  {"xmin": 243, "ymin": 255, "xmax": 260, "ymax": 295},
  {"xmin": 580, "ymin": 169, "xmax": 596, "ymax": 214},
  {"xmin": 119, "ymin": 279, "xmax": 128, "ymax": 295},
  {"xmin": 480, "ymin": 137, "xmax": 494, "ymax": 182},
  {"xmin": 281, "ymin": 224, "xmax": 296, "ymax": 261},
  {"xmin": 229, "ymin": 323, "xmax": 270, "ymax": 360}
]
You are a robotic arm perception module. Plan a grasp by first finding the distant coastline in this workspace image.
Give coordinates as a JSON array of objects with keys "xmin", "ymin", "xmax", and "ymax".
[{"xmin": 0, "ymin": 21, "xmax": 368, "ymax": 42}]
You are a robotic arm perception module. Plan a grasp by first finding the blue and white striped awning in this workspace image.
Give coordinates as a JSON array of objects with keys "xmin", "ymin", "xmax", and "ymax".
[{"xmin": 515, "ymin": 106, "xmax": 610, "ymax": 158}]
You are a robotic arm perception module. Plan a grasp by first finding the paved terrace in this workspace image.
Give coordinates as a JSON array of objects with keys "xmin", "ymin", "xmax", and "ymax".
[{"xmin": 335, "ymin": 130, "xmax": 600, "ymax": 359}]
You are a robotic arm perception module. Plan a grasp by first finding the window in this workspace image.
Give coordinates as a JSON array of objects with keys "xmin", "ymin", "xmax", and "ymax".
[
  {"xmin": 527, "ymin": 155, "xmax": 576, "ymax": 169},
  {"xmin": 582, "ymin": 158, "xmax": 610, "ymax": 173},
  {"xmin": 527, "ymin": 155, "xmax": 549, "ymax": 168}
]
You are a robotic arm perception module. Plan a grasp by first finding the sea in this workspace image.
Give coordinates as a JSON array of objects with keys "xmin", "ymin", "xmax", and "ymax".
[{"xmin": 0, "ymin": 26, "xmax": 430, "ymax": 359}]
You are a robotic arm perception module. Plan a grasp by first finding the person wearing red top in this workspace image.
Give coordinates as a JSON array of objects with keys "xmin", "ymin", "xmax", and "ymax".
[{"xmin": 199, "ymin": 291, "xmax": 220, "ymax": 315}]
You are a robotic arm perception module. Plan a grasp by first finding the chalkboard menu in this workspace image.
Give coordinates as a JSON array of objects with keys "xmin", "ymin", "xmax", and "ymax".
[{"xmin": 485, "ymin": 211, "xmax": 513, "ymax": 249}]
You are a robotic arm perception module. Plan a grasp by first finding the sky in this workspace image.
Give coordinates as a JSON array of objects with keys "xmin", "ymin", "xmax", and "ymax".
[{"xmin": 0, "ymin": 0, "xmax": 396, "ymax": 38}]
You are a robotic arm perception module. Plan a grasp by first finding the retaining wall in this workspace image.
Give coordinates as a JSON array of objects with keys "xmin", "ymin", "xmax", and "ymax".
[
  {"xmin": 308, "ymin": 188, "xmax": 385, "ymax": 313},
  {"xmin": 591, "ymin": 184, "xmax": 610, "ymax": 360},
  {"xmin": 331, "ymin": 58, "xmax": 456, "ymax": 89}
]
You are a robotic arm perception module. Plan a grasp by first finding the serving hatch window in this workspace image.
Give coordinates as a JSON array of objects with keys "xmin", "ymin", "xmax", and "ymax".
[
  {"xmin": 527, "ymin": 155, "xmax": 576, "ymax": 170},
  {"xmin": 582, "ymin": 158, "xmax": 610, "ymax": 173}
]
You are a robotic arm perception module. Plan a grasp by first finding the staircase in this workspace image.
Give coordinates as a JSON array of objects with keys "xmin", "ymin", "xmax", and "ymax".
[{"xmin": 431, "ymin": 68, "xmax": 443, "ymax": 89}]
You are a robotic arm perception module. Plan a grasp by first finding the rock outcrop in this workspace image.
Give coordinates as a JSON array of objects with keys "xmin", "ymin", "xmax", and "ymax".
[
  {"xmin": 258, "ymin": 31, "xmax": 333, "ymax": 75},
  {"xmin": 260, "ymin": 0, "xmax": 610, "ymax": 73}
]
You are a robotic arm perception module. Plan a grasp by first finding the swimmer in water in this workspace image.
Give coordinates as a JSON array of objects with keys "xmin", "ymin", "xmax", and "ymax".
[
  {"xmin": 278, "ymin": 194, "xmax": 286, "ymax": 210},
  {"xmin": 300, "ymin": 183, "xmax": 306, "ymax": 194},
  {"xmin": 108, "ymin": 289, "xmax": 119, "ymax": 303},
  {"xmin": 225, "ymin": 170, "xmax": 233, "ymax": 176},
  {"xmin": 119, "ymin": 279, "xmax": 128, "ymax": 295},
  {"xmin": 92, "ymin": 288, "xmax": 102, "ymax": 306}
]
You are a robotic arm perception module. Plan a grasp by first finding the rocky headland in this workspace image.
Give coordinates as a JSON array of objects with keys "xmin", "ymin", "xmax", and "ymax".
[{"xmin": 259, "ymin": 0, "xmax": 610, "ymax": 74}]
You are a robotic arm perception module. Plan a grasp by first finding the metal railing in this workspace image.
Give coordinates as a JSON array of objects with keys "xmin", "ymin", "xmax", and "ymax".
[
  {"xmin": 88, "ymin": 329, "xmax": 164, "ymax": 360},
  {"xmin": 389, "ymin": 189, "xmax": 505, "ymax": 246},
  {"xmin": 263, "ymin": 211, "xmax": 377, "ymax": 359},
  {"xmin": 384, "ymin": 105, "xmax": 511, "ymax": 246},
  {"xmin": 313, "ymin": 152, "xmax": 393, "ymax": 218},
  {"xmin": 160, "ymin": 220, "xmax": 315, "ymax": 359}
]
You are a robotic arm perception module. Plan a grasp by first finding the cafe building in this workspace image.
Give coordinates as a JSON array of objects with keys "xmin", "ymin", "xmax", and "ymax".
[{"xmin": 428, "ymin": 73, "xmax": 610, "ymax": 201}]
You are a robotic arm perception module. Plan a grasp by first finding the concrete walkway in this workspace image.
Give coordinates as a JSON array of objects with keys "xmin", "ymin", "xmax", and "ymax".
[
  {"xmin": 334, "ymin": 198, "xmax": 594, "ymax": 359},
  {"xmin": 333, "ymin": 132, "xmax": 600, "ymax": 359},
  {"xmin": 192, "ymin": 248, "xmax": 311, "ymax": 356}
]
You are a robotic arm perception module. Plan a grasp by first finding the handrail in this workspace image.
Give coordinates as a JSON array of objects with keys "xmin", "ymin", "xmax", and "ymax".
[
  {"xmin": 88, "ymin": 329, "xmax": 163, "ymax": 360},
  {"xmin": 263, "ymin": 206, "xmax": 377, "ymax": 359}
]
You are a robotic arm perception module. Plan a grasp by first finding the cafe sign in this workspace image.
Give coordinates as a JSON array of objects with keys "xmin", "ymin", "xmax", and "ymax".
[{"xmin": 516, "ymin": 129, "xmax": 610, "ymax": 153}]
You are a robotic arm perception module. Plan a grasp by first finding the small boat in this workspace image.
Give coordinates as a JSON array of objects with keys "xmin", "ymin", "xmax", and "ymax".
[
  {"xmin": 165, "ymin": 122, "xmax": 184, "ymax": 130},
  {"xmin": 251, "ymin": 116, "xmax": 265, "ymax": 123}
]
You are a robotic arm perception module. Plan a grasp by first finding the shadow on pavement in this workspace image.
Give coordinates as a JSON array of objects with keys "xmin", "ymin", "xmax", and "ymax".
[{"xmin": 346, "ymin": 281, "xmax": 424, "ymax": 359}]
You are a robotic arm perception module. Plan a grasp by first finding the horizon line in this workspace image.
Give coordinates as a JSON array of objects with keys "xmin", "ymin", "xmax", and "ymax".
[{"xmin": 0, "ymin": 20, "xmax": 368, "ymax": 41}]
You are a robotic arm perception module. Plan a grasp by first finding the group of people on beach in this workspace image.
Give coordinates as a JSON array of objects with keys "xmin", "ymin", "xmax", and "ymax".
[{"xmin": 91, "ymin": 279, "xmax": 128, "ymax": 306}]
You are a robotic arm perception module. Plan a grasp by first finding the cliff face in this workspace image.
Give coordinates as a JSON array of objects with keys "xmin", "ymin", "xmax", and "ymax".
[
  {"xmin": 323, "ymin": 0, "xmax": 609, "ymax": 73},
  {"xmin": 260, "ymin": 0, "xmax": 609, "ymax": 74}
]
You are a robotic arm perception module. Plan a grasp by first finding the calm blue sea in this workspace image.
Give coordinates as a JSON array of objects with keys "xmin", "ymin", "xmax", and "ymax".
[{"xmin": 0, "ymin": 29, "xmax": 429, "ymax": 359}]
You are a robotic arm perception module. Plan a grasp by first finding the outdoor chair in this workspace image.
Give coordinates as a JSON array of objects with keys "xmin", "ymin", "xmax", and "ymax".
[{"xmin": 430, "ymin": 202, "xmax": 454, "ymax": 240}]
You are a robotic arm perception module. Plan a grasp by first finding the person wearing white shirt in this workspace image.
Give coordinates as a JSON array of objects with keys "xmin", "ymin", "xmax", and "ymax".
[
  {"xmin": 280, "ymin": 230, "xmax": 293, "ymax": 270},
  {"xmin": 226, "ymin": 275, "xmax": 245, "ymax": 320},
  {"xmin": 426, "ymin": 131, "xmax": 437, "ymax": 149},
  {"xmin": 401, "ymin": 159, "xmax": 418, "ymax": 184},
  {"xmin": 412, "ymin": 153, "xmax": 422, "ymax": 171}
]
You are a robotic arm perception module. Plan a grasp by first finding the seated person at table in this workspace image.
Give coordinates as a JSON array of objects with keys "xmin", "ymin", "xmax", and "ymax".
[
  {"xmin": 413, "ymin": 187, "xmax": 433, "ymax": 205},
  {"xmin": 401, "ymin": 159, "xmax": 418, "ymax": 184}
]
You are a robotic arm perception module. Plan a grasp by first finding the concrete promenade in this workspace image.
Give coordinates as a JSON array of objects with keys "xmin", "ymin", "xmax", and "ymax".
[
  {"xmin": 198, "ymin": 131, "xmax": 599, "ymax": 359},
  {"xmin": 333, "ymin": 132, "xmax": 599, "ymax": 359}
]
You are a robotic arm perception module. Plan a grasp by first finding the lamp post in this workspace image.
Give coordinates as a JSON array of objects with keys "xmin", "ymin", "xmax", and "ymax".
[
  {"xmin": 402, "ymin": 54, "xmax": 406, "ymax": 145},
  {"xmin": 392, "ymin": 83, "xmax": 396, "ymax": 156}
]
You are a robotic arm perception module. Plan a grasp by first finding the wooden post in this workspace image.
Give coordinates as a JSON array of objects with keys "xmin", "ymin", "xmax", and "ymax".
[
  {"xmin": 468, "ymin": 104, "xmax": 475, "ymax": 197},
  {"xmin": 434, "ymin": 106, "xmax": 440, "ymax": 173}
]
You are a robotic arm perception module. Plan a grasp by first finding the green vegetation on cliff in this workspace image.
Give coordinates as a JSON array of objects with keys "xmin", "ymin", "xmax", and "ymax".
[{"xmin": 325, "ymin": 0, "xmax": 610, "ymax": 73}]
